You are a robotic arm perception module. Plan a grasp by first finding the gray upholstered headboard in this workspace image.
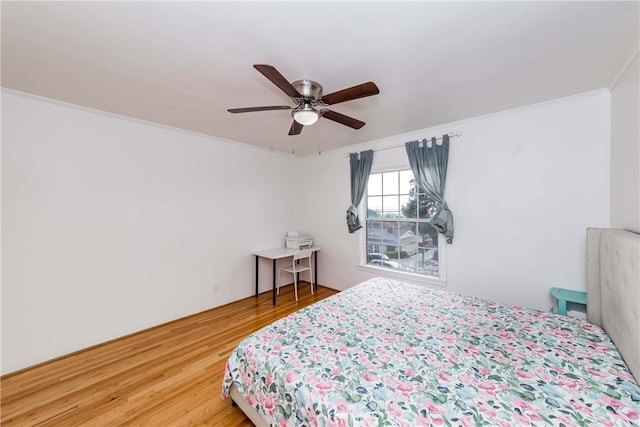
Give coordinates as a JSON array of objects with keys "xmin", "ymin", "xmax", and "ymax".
[{"xmin": 586, "ymin": 228, "xmax": 640, "ymax": 382}]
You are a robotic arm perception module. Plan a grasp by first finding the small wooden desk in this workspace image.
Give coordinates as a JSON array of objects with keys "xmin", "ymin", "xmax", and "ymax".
[{"xmin": 253, "ymin": 247, "xmax": 320, "ymax": 305}]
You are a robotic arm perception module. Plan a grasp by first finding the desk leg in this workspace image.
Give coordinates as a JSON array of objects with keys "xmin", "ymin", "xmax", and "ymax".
[
  {"xmin": 272, "ymin": 259, "xmax": 277, "ymax": 305},
  {"xmin": 255, "ymin": 256, "xmax": 259, "ymax": 297},
  {"xmin": 314, "ymin": 251, "xmax": 318, "ymax": 291}
]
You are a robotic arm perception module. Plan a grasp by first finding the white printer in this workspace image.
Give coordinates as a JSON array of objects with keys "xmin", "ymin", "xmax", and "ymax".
[{"xmin": 285, "ymin": 231, "xmax": 313, "ymax": 250}]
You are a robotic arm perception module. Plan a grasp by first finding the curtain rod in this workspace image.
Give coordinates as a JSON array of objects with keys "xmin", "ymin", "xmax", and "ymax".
[{"xmin": 346, "ymin": 131, "xmax": 462, "ymax": 157}]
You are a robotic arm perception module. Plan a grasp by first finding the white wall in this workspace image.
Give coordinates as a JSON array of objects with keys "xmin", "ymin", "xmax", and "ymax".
[
  {"xmin": 610, "ymin": 54, "xmax": 640, "ymax": 233},
  {"xmin": 300, "ymin": 91, "xmax": 611, "ymax": 311},
  {"xmin": 1, "ymin": 89, "xmax": 612, "ymax": 374},
  {"xmin": 1, "ymin": 91, "xmax": 302, "ymax": 374}
]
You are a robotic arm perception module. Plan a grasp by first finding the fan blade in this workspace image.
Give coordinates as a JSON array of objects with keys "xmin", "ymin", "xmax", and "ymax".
[
  {"xmin": 254, "ymin": 64, "xmax": 302, "ymax": 99},
  {"xmin": 321, "ymin": 82, "xmax": 379, "ymax": 105},
  {"xmin": 288, "ymin": 120, "xmax": 304, "ymax": 136},
  {"xmin": 227, "ymin": 105, "xmax": 291, "ymax": 113},
  {"xmin": 321, "ymin": 110, "xmax": 365, "ymax": 129}
]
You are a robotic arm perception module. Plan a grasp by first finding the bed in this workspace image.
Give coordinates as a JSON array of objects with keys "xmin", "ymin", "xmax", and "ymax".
[{"xmin": 222, "ymin": 228, "xmax": 640, "ymax": 425}]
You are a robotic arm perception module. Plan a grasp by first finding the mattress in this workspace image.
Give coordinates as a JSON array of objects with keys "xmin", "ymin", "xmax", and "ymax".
[{"xmin": 222, "ymin": 277, "xmax": 640, "ymax": 425}]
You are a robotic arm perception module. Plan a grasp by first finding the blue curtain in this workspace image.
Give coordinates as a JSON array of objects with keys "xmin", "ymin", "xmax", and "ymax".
[
  {"xmin": 405, "ymin": 135, "xmax": 454, "ymax": 243},
  {"xmin": 346, "ymin": 150, "xmax": 374, "ymax": 233}
]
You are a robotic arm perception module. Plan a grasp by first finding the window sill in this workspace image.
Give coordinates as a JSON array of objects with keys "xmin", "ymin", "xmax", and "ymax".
[{"xmin": 357, "ymin": 264, "xmax": 447, "ymax": 288}]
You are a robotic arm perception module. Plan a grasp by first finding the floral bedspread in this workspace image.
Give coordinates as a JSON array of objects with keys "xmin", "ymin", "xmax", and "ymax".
[{"xmin": 222, "ymin": 277, "xmax": 640, "ymax": 426}]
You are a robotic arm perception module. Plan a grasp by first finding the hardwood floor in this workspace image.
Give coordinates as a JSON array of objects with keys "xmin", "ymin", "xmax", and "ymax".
[{"xmin": 1, "ymin": 283, "xmax": 339, "ymax": 426}]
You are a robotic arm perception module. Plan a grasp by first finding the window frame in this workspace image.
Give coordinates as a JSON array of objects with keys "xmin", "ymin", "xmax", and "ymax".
[{"xmin": 357, "ymin": 164, "xmax": 447, "ymax": 287}]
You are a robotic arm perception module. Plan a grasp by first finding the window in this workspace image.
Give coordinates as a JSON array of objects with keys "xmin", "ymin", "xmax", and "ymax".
[{"xmin": 362, "ymin": 169, "xmax": 444, "ymax": 283}]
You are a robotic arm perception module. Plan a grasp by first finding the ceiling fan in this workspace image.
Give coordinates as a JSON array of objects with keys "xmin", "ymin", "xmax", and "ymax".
[{"xmin": 227, "ymin": 64, "xmax": 380, "ymax": 136}]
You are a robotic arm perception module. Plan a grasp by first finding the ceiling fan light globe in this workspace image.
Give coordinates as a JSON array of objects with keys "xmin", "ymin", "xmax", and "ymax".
[{"xmin": 292, "ymin": 109, "xmax": 319, "ymax": 126}]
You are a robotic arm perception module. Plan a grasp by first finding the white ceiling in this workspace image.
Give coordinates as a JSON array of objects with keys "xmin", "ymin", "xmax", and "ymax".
[{"xmin": 2, "ymin": 1, "xmax": 638, "ymax": 155}]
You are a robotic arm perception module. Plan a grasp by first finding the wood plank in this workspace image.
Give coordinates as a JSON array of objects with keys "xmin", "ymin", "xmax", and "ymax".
[{"xmin": 1, "ymin": 283, "xmax": 338, "ymax": 426}]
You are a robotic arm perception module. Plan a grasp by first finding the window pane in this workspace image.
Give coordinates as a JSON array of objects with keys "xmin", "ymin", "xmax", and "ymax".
[
  {"xmin": 401, "ymin": 191, "xmax": 418, "ymax": 220},
  {"xmin": 399, "ymin": 170, "xmax": 413, "ymax": 194},
  {"xmin": 368, "ymin": 173, "xmax": 382, "ymax": 196},
  {"xmin": 418, "ymin": 222, "xmax": 438, "ymax": 248},
  {"xmin": 380, "ymin": 222, "xmax": 400, "ymax": 265},
  {"xmin": 366, "ymin": 220, "xmax": 383, "ymax": 231},
  {"xmin": 366, "ymin": 220, "xmax": 384, "ymax": 260},
  {"xmin": 414, "ymin": 245, "xmax": 439, "ymax": 276},
  {"xmin": 368, "ymin": 239, "xmax": 400, "ymax": 270},
  {"xmin": 367, "ymin": 196, "xmax": 382, "ymax": 218},
  {"xmin": 382, "ymin": 195, "xmax": 400, "ymax": 217},
  {"xmin": 398, "ymin": 195, "xmax": 410, "ymax": 219},
  {"xmin": 382, "ymin": 171, "xmax": 399, "ymax": 195},
  {"xmin": 367, "ymin": 221, "xmax": 384, "ymax": 253},
  {"xmin": 398, "ymin": 222, "xmax": 417, "ymax": 251}
]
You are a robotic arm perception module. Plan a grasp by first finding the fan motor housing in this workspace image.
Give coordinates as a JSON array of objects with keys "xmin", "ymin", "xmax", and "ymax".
[{"xmin": 292, "ymin": 79, "xmax": 323, "ymax": 100}]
